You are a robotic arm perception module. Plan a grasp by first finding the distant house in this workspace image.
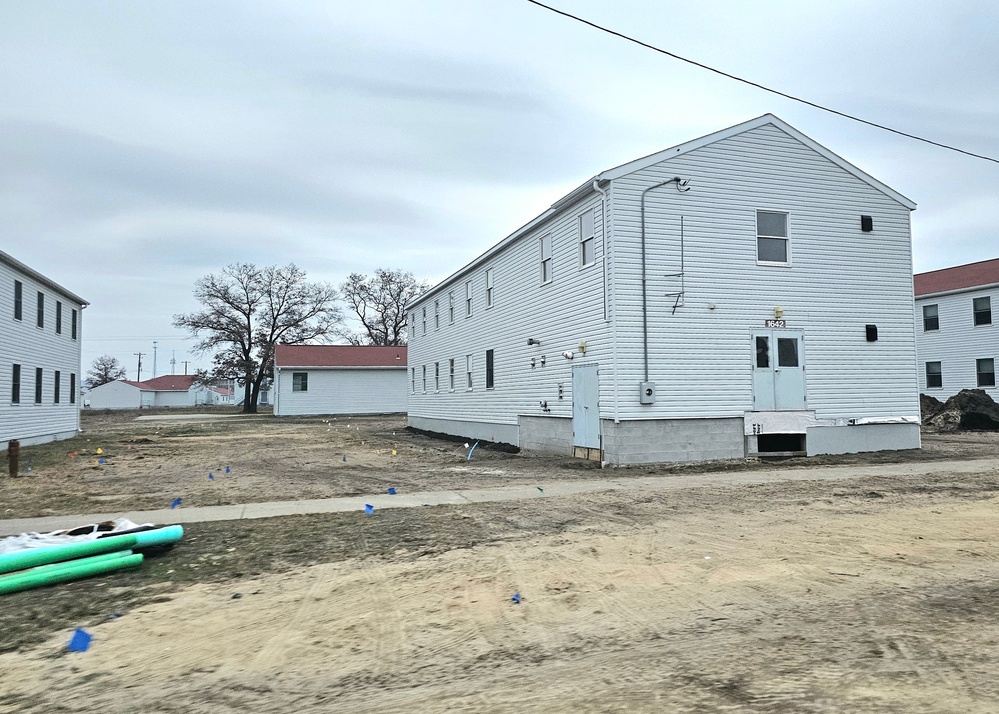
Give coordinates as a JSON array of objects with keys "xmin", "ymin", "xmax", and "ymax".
[
  {"xmin": 273, "ymin": 345, "xmax": 407, "ymax": 416},
  {"xmin": 914, "ymin": 258, "xmax": 999, "ymax": 399},
  {"xmin": 407, "ymin": 114, "xmax": 921, "ymax": 464},
  {"xmin": 1, "ymin": 250, "xmax": 87, "ymax": 449},
  {"xmin": 87, "ymin": 374, "xmax": 212, "ymax": 409}
]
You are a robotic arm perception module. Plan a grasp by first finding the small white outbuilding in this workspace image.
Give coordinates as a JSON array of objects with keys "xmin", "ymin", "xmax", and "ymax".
[
  {"xmin": 273, "ymin": 345, "xmax": 407, "ymax": 416},
  {"xmin": 87, "ymin": 374, "xmax": 210, "ymax": 409}
]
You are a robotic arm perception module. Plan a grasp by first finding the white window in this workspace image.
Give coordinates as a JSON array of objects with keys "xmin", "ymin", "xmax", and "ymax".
[
  {"xmin": 434, "ymin": 300, "xmax": 440, "ymax": 330},
  {"xmin": 485, "ymin": 268, "xmax": 494, "ymax": 308},
  {"xmin": 292, "ymin": 372, "xmax": 308, "ymax": 392},
  {"xmin": 465, "ymin": 281, "xmax": 473, "ymax": 317},
  {"xmin": 434, "ymin": 362, "xmax": 440, "ymax": 392},
  {"xmin": 978, "ymin": 358, "xmax": 996, "ymax": 387},
  {"xmin": 449, "ymin": 292, "xmax": 455, "ymax": 324},
  {"xmin": 422, "ymin": 307, "xmax": 427, "ymax": 335},
  {"xmin": 465, "ymin": 354, "xmax": 473, "ymax": 390},
  {"xmin": 540, "ymin": 234, "xmax": 552, "ymax": 283},
  {"xmin": 580, "ymin": 209, "xmax": 595, "ymax": 266},
  {"xmin": 925, "ymin": 361, "xmax": 942, "ymax": 389},
  {"xmin": 923, "ymin": 304, "xmax": 939, "ymax": 331},
  {"xmin": 757, "ymin": 211, "xmax": 788, "ymax": 264},
  {"xmin": 449, "ymin": 358, "xmax": 455, "ymax": 391},
  {"xmin": 422, "ymin": 365, "xmax": 427, "ymax": 393},
  {"xmin": 974, "ymin": 296, "xmax": 992, "ymax": 326}
]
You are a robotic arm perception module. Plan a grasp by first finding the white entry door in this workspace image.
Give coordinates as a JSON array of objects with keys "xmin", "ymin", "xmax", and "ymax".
[
  {"xmin": 752, "ymin": 331, "xmax": 806, "ymax": 410},
  {"xmin": 572, "ymin": 363, "xmax": 600, "ymax": 448}
]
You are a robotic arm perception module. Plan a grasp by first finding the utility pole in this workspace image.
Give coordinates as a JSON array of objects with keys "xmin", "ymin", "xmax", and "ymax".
[
  {"xmin": 170, "ymin": 351, "xmax": 176, "ymax": 375},
  {"xmin": 182, "ymin": 360, "xmax": 190, "ymax": 375},
  {"xmin": 152, "ymin": 341, "xmax": 158, "ymax": 378},
  {"xmin": 134, "ymin": 352, "xmax": 144, "ymax": 381}
]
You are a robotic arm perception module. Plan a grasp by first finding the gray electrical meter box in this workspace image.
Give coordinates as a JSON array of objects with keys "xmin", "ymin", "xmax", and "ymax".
[{"xmin": 639, "ymin": 381, "xmax": 656, "ymax": 404}]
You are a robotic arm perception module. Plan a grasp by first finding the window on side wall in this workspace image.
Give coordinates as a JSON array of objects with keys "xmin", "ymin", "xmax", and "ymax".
[
  {"xmin": 977, "ymin": 358, "xmax": 996, "ymax": 388},
  {"xmin": 465, "ymin": 354, "xmax": 473, "ymax": 390},
  {"xmin": 540, "ymin": 234, "xmax": 552, "ymax": 284},
  {"xmin": 71, "ymin": 309, "xmax": 78, "ymax": 340},
  {"xmin": 13, "ymin": 281, "xmax": 22, "ymax": 321},
  {"xmin": 485, "ymin": 268, "xmax": 494, "ymax": 308},
  {"xmin": 422, "ymin": 365, "xmax": 427, "ymax": 393},
  {"xmin": 974, "ymin": 296, "xmax": 992, "ymax": 326},
  {"xmin": 11, "ymin": 364, "xmax": 20, "ymax": 404},
  {"xmin": 411, "ymin": 367, "xmax": 415, "ymax": 393},
  {"xmin": 434, "ymin": 362, "xmax": 440, "ymax": 392},
  {"xmin": 449, "ymin": 292, "xmax": 455, "ymax": 324},
  {"xmin": 756, "ymin": 211, "xmax": 788, "ymax": 264},
  {"xmin": 925, "ymin": 361, "xmax": 942, "ymax": 389},
  {"xmin": 422, "ymin": 307, "xmax": 427, "ymax": 335},
  {"xmin": 292, "ymin": 372, "xmax": 308, "ymax": 392},
  {"xmin": 70, "ymin": 373, "xmax": 76, "ymax": 404},
  {"xmin": 449, "ymin": 358, "xmax": 455, "ymax": 391},
  {"xmin": 36, "ymin": 292, "xmax": 44, "ymax": 328},
  {"xmin": 435, "ymin": 301, "xmax": 440, "ymax": 330},
  {"xmin": 922, "ymin": 304, "xmax": 939, "ymax": 331},
  {"xmin": 465, "ymin": 281, "xmax": 472, "ymax": 317},
  {"xmin": 35, "ymin": 367, "xmax": 43, "ymax": 403},
  {"xmin": 54, "ymin": 370, "xmax": 61, "ymax": 403},
  {"xmin": 580, "ymin": 209, "xmax": 595, "ymax": 267},
  {"xmin": 485, "ymin": 349, "xmax": 494, "ymax": 389},
  {"xmin": 56, "ymin": 301, "xmax": 62, "ymax": 334}
]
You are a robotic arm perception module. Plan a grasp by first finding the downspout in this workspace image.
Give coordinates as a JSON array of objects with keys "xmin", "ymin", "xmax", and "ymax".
[
  {"xmin": 592, "ymin": 179, "xmax": 619, "ymax": 423},
  {"xmin": 639, "ymin": 177, "xmax": 688, "ymax": 382}
]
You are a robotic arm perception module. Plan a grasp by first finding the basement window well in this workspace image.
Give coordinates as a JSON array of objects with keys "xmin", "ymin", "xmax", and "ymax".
[{"xmin": 756, "ymin": 433, "xmax": 805, "ymax": 454}]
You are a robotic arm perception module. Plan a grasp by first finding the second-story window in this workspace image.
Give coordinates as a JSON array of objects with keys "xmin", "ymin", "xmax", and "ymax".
[
  {"xmin": 757, "ymin": 210, "xmax": 789, "ymax": 264},
  {"xmin": 580, "ymin": 209, "xmax": 595, "ymax": 266},
  {"xmin": 56, "ymin": 301, "xmax": 63, "ymax": 334},
  {"xmin": 486, "ymin": 269, "xmax": 494, "ymax": 307},
  {"xmin": 449, "ymin": 292, "xmax": 455, "ymax": 324},
  {"xmin": 14, "ymin": 281, "xmax": 22, "ymax": 321},
  {"xmin": 36, "ymin": 292, "xmax": 44, "ymax": 328},
  {"xmin": 540, "ymin": 234, "xmax": 552, "ymax": 283},
  {"xmin": 923, "ymin": 304, "xmax": 939, "ymax": 331},
  {"xmin": 465, "ymin": 280, "xmax": 472, "ymax": 317},
  {"xmin": 974, "ymin": 296, "xmax": 992, "ymax": 326}
]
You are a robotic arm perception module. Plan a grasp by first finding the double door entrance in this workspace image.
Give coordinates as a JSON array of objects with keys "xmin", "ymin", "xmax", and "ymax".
[{"xmin": 752, "ymin": 330, "xmax": 806, "ymax": 410}]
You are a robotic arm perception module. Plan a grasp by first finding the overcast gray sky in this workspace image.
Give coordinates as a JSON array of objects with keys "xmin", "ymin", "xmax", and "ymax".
[{"xmin": 2, "ymin": 0, "xmax": 997, "ymax": 378}]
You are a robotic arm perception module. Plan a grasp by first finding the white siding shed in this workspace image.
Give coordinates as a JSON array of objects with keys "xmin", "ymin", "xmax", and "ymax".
[{"xmin": 273, "ymin": 345, "xmax": 407, "ymax": 416}]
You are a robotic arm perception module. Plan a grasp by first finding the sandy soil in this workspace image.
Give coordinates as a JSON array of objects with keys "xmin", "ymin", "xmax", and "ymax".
[{"xmin": 1, "ymin": 411, "xmax": 998, "ymax": 712}]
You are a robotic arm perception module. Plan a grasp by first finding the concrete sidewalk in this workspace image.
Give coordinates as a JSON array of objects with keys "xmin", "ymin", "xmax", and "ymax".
[{"xmin": 1, "ymin": 457, "xmax": 995, "ymax": 537}]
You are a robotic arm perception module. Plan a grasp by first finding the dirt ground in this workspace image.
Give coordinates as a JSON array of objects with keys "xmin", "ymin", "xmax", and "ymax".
[{"xmin": 1, "ymin": 410, "xmax": 998, "ymax": 713}]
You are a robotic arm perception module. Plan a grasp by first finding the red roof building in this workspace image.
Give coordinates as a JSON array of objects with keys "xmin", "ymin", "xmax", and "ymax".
[
  {"xmin": 914, "ymin": 258, "xmax": 999, "ymax": 297},
  {"xmin": 274, "ymin": 344, "xmax": 407, "ymax": 368}
]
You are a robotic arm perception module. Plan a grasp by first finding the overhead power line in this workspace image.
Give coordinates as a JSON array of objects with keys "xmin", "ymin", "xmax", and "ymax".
[{"xmin": 525, "ymin": 0, "xmax": 999, "ymax": 165}]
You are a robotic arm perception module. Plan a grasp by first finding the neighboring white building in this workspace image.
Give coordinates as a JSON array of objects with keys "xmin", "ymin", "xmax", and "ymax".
[
  {"xmin": 273, "ymin": 345, "xmax": 407, "ymax": 416},
  {"xmin": 1, "ymin": 250, "xmax": 87, "ymax": 449},
  {"xmin": 914, "ymin": 258, "xmax": 999, "ymax": 399},
  {"xmin": 87, "ymin": 374, "xmax": 210, "ymax": 409},
  {"xmin": 406, "ymin": 114, "xmax": 921, "ymax": 464}
]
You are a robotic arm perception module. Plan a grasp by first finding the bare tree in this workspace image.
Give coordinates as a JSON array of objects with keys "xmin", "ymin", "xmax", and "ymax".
[
  {"xmin": 340, "ymin": 269, "xmax": 429, "ymax": 345},
  {"xmin": 174, "ymin": 264, "xmax": 342, "ymax": 412},
  {"xmin": 86, "ymin": 355, "xmax": 127, "ymax": 388}
]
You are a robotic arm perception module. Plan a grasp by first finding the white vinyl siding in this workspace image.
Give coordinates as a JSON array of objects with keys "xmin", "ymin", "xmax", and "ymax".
[
  {"xmin": 275, "ymin": 367, "xmax": 408, "ymax": 416},
  {"xmin": 916, "ymin": 287, "xmax": 999, "ymax": 398},
  {"xmin": 1, "ymin": 254, "xmax": 84, "ymax": 446}
]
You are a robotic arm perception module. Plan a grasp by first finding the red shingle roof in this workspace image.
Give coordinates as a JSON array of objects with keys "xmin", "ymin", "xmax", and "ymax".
[
  {"xmin": 137, "ymin": 374, "xmax": 198, "ymax": 391},
  {"xmin": 914, "ymin": 258, "xmax": 999, "ymax": 297},
  {"xmin": 275, "ymin": 345, "xmax": 407, "ymax": 368}
]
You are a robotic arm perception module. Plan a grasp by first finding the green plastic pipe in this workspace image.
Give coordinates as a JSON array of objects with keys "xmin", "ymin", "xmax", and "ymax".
[
  {"xmin": 0, "ymin": 525, "xmax": 183, "ymax": 575},
  {"xmin": 3, "ymin": 550, "xmax": 135, "ymax": 579},
  {"xmin": 0, "ymin": 553, "xmax": 144, "ymax": 595}
]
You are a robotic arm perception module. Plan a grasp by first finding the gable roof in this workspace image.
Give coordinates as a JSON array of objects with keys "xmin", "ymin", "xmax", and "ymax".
[
  {"xmin": 409, "ymin": 113, "xmax": 915, "ymax": 308},
  {"xmin": 275, "ymin": 345, "xmax": 407, "ymax": 368},
  {"xmin": 914, "ymin": 258, "xmax": 999, "ymax": 297},
  {"xmin": 134, "ymin": 374, "xmax": 199, "ymax": 391}
]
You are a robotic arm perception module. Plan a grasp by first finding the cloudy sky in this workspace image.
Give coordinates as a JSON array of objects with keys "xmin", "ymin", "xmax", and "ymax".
[{"xmin": 2, "ymin": 1, "xmax": 997, "ymax": 379}]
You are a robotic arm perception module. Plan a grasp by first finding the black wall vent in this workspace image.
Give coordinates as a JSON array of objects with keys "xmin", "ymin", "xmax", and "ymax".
[
  {"xmin": 866, "ymin": 324, "xmax": 878, "ymax": 341},
  {"xmin": 861, "ymin": 215, "xmax": 873, "ymax": 232}
]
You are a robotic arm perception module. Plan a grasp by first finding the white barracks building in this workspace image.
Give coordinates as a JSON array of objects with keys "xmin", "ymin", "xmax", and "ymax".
[{"xmin": 406, "ymin": 115, "xmax": 921, "ymax": 464}]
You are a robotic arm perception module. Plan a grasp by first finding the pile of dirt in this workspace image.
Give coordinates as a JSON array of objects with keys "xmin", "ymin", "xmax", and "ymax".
[
  {"xmin": 920, "ymin": 393, "xmax": 943, "ymax": 420},
  {"xmin": 923, "ymin": 389, "xmax": 999, "ymax": 432}
]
